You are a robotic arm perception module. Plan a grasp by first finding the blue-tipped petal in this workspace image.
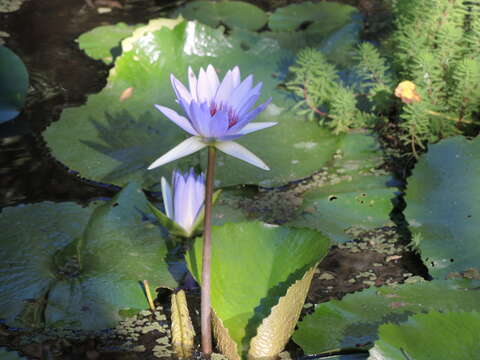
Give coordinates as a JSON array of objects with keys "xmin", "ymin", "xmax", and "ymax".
[
  {"xmin": 215, "ymin": 141, "xmax": 270, "ymax": 170},
  {"xmin": 231, "ymin": 97, "xmax": 272, "ymax": 131},
  {"xmin": 189, "ymin": 101, "xmax": 211, "ymax": 137},
  {"xmin": 154, "ymin": 104, "xmax": 198, "ymax": 136},
  {"xmin": 208, "ymin": 109, "xmax": 229, "ymax": 138},
  {"xmin": 147, "ymin": 136, "xmax": 206, "ymax": 169},
  {"xmin": 229, "ymin": 75, "xmax": 254, "ymax": 111}
]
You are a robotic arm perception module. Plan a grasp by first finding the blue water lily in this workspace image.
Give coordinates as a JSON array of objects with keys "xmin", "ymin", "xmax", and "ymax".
[
  {"xmin": 148, "ymin": 168, "xmax": 208, "ymax": 238},
  {"xmin": 148, "ymin": 65, "xmax": 276, "ymax": 170}
]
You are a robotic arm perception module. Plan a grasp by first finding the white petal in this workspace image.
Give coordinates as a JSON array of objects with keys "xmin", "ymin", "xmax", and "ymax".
[
  {"xmin": 161, "ymin": 177, "xmax": 173, "ymax": 219},
  {"xmin": 237, "ymin": 122, "xmax": 277, "ymax": 135},
  {"xmin": 206, "ymin": 64, "xmax": 220, "ymax": 95},
  {"xmin": 188, "ymin": 67, "xmax": 198, "ymax": 102},
  {"xmin": 215, "ymin": 141, "xmax": 270, "ymax": 170},
  {"xmin": 197, "ymin": 67, "xmax": 213, "ymax": 103},
  {"xmin": 147, "ymin": 136, "xmax": 207, "ymax": 170},
  {"xmin": 231, "ymin": 66, "xmax": 241, "ymax": 87},
  {"xmin": 170, "ymin": 74, "xmax": 192, "ymax": 104},
  {"xmin": 154, "ymin": 104, "xmax": 198, "ymax": 136}
]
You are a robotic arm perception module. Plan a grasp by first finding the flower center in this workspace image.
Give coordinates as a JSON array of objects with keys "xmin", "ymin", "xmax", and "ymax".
[{"xmin": 210, "ymin": 102, "xmax": 239, "ymax": 128}]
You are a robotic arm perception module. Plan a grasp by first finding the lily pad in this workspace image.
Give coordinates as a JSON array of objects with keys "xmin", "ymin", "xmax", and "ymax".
[
  {"xmin": 269, "ymin": 2, "xmax": 357, "ymax": 34},
  {"xmin": 0, "ymin": 183, "xmax": 180, "ymax": 329},
  {"xmin": 293, "ymin": 279, "xmax": 480, "ymax": 354},
  {"xmin": 176, "ymin": 1, "xmax": 268, "ymax": 31},
  {"xmin": 404, "ymin": 136, "xmax": 480, "ymax": 278},
  {"xmin": 76, "ymin": 22, "xmax": 141, "ymax": 64},
  {"xmin": 186, "ymin": 222, "xmax": 330, "ymax": 359},
  {"xmin": 289, "ymin": 133, "xmax": 395, "ymax": 243},
  {"xmin": 44, "ymin": 20, "xmax": 361, "ymax": 189},
  {"xmin": 0, "ymin": 45, "xmax": 28, "ymax": 123},
  {"xmin": 370, "ymin": 311, "xmax": 480, "ymax": 360}
]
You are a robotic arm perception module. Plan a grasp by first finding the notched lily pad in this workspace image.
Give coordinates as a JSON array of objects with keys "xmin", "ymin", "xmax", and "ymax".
[
  {"xmin": 269, "ymin": 1, "xmax": 357, "ymax": 34},
  {"xmin": 404, "ymin": 136, "xmax": 480, "ymax": 278},
  {"xmin": 187, "ymin": 222, "xmax": 330, "ymax": 359},
  {"xmin": 76, "ymin": 22, "xmax": 141, "ymax": 64},
  {"xmin": 0, "ymin": 183, "xmax": 180, "ymax": 329},
  {"xmin": 44, "ymin": 19, "xmax": 356, "ymax": 189},
  {"xmin": 176, "ymin": 1, "xmax": 268, "ymax": 31},
  {"xmin": 293, "ymin": 279, "xmax": 480, "ymax": 354}
]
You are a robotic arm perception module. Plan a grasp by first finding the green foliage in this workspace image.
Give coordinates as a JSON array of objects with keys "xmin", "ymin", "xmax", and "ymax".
[
  {"xmin": 371, "ymin": 311, "xmax": 480, "ymax": 359},
  {"xmin": 287, "ymin": 0, "xmax": 480, "ymax": 154},
  {"xmin": 389, "ymin": 0, "xmax": 480, "ymax": 151},
  {"xmin": 293, "ymin": 279, "xmax": 480, "ymax": 354},
  {"xmin": 286, "ymin": 43, "xmax": 390, "ymax": 134}
]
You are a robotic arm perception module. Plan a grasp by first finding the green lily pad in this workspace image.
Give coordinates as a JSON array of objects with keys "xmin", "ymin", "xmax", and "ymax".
[
  {"xmin": 269, "ymin": 2, "xmax": 357, "ymax": 34},
  {"xmin": 370, "ymin": 311, "xmax": 480, "ymax": 359},
  {"xmin": 0, "ymin": 183, "xmax": 180, "ymax": 329},
  {"xmin": 44, "ymin": 20, "xmax": 360, "ymax": 189},
  {"xmin": 76, "ymin": 22, "xmax": 141, "ymax": 64},
  {"xmin": 293, "ymin": 279, "xmax": 480, "ymax": 354},
  {"xmin": 0, "ymin": 45, "xmax": 28, "ymax": 123},
  {"xmin": 176, "ymin": 1, "xmax": 268, "ymax": 31},
  {"xmin": 404, "ymin": 136, "xmax": 480, "ymax": 279},
  {"xmin": 289, "ymin": 133, "xmax": 395, "ymax": 243},
  {"xmin": 186, "ymin": 222, "xmax": 330, "ymax": 358}
]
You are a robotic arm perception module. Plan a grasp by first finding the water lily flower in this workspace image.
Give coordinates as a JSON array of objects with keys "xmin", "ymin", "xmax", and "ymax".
[
  {"xmin": 148, "ymin": 65, "xmax": 277, "ymax": 171},
  {"xmin": 149, "ymin": 169, "xmax": 207, "ymax": 237}
]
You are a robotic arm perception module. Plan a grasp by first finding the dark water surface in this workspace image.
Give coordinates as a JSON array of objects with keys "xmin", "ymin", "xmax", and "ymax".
[{"xmin": 0, "ymin": 0, "xmax": 186, "ymax": 207}]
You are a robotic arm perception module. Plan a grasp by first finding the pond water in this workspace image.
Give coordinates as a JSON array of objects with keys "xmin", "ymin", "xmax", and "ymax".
[{"xmin": 0, "ymin": 0, "xmax": 431, "ymax": 358}]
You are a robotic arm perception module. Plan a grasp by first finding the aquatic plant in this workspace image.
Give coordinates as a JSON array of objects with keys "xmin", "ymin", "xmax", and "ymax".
[{"xmin": 147, "ymin": 64, "xmax": 274, "ymax": 354}]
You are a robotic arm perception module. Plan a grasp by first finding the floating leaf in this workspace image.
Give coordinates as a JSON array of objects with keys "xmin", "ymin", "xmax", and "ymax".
[
  {"xmin": 293, "ymin": 279, "xmax": 480, "ymax": 354},
  {"xmin": 269, "ymin": 1, "xmax": 357, "ymax": 34},
  {"xmin": 76, "ymin": 22, "xmax": 141, "ymax": 64},
  {"xmin": 0, "ymin": 45, "xmax": 28, "ymax": 123},
  {"xmin": 187, "ymin": 222, "xmax": 330, "ymax": 359},
  {"xmin": 289, "ymin": 133, "xmax": 395, "ymax": 243},
  {"xmin": 370, "ymin": 311, "xmax": 480, "ymax": 359},
  {"xmin": 44, "ymin": 20, "xmax": 358, "ymax": 189},
  {"xmin": 176, "ymin": 1, "xmax": 268, "ymax": 31},
  {"xmin": 404, "ymin": 136, "xmax": 480, "ymax": 278},
  {"xmin": 0, "ymin": 183, "xmax": 180, "ymax": 329}
]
